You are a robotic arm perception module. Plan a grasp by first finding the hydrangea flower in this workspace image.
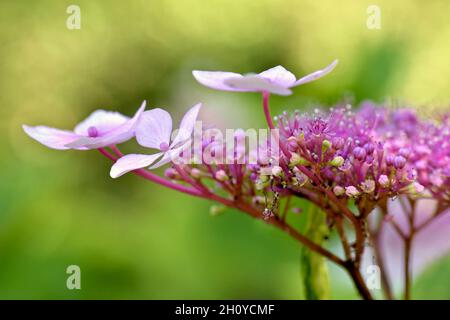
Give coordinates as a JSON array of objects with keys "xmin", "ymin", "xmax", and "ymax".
[
  {"xmin": 110, "ymin": 103, "xmax": 201, "ymax": 178},
  {"xmin": 23, "ymin": 63, "xmax": 450, "ymax": 300},
  {"xmin": 192, "ymin": 60, "xmax": 338, "ymax": 96},
  {"xmin": 23, "ymin": 101, "xmax": 146, "ymax": 150}
]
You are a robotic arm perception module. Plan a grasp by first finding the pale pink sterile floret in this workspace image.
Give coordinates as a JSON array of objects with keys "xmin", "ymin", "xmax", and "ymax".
[
  {"xmin": 363, "ymin": 198, "xmax": 450, "ymax": 292},
  {"xmin": 192, "ymin": 60, "xmax": 338, "ymax": 96},
  {"xmin": 110, "ymin": 103, "xmax": 202, "ymax": 178},
  {"xmin": 23, "ymin": 101, "xmax": 147, "ymax": 150}
]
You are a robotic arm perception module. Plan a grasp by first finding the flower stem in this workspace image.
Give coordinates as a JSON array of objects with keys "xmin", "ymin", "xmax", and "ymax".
[
  {"xmin": 98, "ymin": 147, "xmax": 203, "ymax": 198},
  {"xmin": 403, "ymin": 198, "xmax": 416, "ymax": 300},
  {"xmin": 345, "ymin": 261, "xmax": 374, "ymax": 300},
  {"xmin": 262, "ymin": 91, "xmax": 275, "ymax": 130},
  {"xmin": 404, "ymin": 237, "xmax": 412, "ymax": 300}
]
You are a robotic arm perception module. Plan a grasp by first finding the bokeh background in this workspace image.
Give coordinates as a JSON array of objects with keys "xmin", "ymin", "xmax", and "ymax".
[{"xmin": 1, "ymin": 0, "xmax": 449, "ymax": 299}]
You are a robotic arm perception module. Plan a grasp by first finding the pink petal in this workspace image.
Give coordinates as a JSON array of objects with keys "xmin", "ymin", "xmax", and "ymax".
[
  {"xmin": 110, "ymin": 153, "xmax": 163, "ymax": 178},
  {"xmin": 192, "ymin": 70, "xmax": 249, "ymax": 92},
  {"xmin": 171, "ymin": 103, "xmax": 202, "ymax": 148},
  {"xmin": 22, "ymin": 125, "xmax": 81, "ymax": 150},
  {"xmin": 410, "ymin": 202, "xmax": 450, "ymax": 276},
  {"xmin": 135, "ymin": 108, "xmax": 173, "ymax": 150},
  {"xmin": 363, "ymin": 198, "xmax": 450, "ymax": 293},
  {"xmin": 293, "ymin": 59, "xmax": 338, "ymax": 86},
  {"xmin": 66, "ymin": 101, "xmax": 147, "ymax": 149},
  {"xmin": 258, "ymin": 65, "xmax": 296, "ymax": 87},
  {"xmin": 224, "ymin": 75, "xmax": 292, "ymax": 96}
]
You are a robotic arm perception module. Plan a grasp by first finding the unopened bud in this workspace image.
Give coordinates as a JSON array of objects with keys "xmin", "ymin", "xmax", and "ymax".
[
  {"xmin": 345, "ymin": 186, "xmax": 360, "ymax": 197},
  {"xmin": 378, "ymin": 175, "xmax": 390, "ymax": 188},
  {"xmin": 164, "ymin": 168, "xmax": 178, "ymax": 179},
  {"xmin": 295, "ymin": 172, "xmax": 308, "ymax": 187},
  {"xmin": 361, "ymin": 179, "xmax": 375, "ymax": 193},
  {"xmin": 255, "ymin": 180, "xmax": 269, "ymax": 190},
  {"xmin": 403, "ymin": 182, "xmax": 425, "ymax": 195},
  {"xmin": 329, "ymin": 156, "xmax": 345, "ymax": 167},
  {"xmin": 353, "ymin": 147, "xmax": 367, "ymax": 161},
  {"xmin": 333, "ymin": 185, "xmax": 345, "ymax": 196},
  {"xmin": 290, "ymin": 153, "xmax": 309, "ymax": 166},
  {"xmin": 215, "ymin": 170, "xmax": 228, "ymax": 182},
  {"xmin": 412, "ymin": 182, "xmax": 425, "ymax": 193},
  {"xmin": 252, "ymin": 196, "xmax": 266, "ymax": 205},
  {"xmin": 287, "ymin": 136, "xmax": 298, "ymax": 150},
  {"xmin": 210, "ymin": 205, "xmax": 226, "ymax": 216},
  {"xmin": 322, "ymin": 139, "xmax": 332, "ymax": 154},
  {"xmin": 271, "ymin": 165, "xmax": 283, "ymax": 177},
  {"xmin": 190, "ymin": 168, "xmax": 201, "ymax": 179},
  {"xmin": 393, "ymin": 155, "xmax": 407, "ymax": 169}
]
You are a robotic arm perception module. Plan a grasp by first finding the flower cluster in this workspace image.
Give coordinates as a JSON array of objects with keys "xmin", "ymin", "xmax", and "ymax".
[{"xmin": 22, "ymin": 60, "xmax": 450, "ymax": 300}]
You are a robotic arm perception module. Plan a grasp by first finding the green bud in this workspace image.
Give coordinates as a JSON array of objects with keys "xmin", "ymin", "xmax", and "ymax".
[
  {"xmin": 210, "ymin": 205, "xmax": 226, "ymax": 216},
  {"xmin": 329, "ymin": 156, "xmax": 344, "ymax": 167},
  {"xmin": 255, "ymin": 179, "xmax": 270, "ymax": 190},
  {"xmin": 321, "ymin": 139, "xmax": 332, "ymax": 154},
  {"xmin": 290, "ymin": 153, "xmax": 310, "ymax": 166},
  {"xmin": 259, "ymin": 174, "xmax": 270, "ymax": 183}
]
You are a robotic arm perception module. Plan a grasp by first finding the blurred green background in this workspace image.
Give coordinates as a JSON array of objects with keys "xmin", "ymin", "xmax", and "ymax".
[{"xmin": 1, "ymin": 0, "xmax": 449, "ymax": 299}]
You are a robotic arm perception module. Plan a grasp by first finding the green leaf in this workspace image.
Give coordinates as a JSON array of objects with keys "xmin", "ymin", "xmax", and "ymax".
[{"xmin": 300, "ymin": 206, "xmax": 331, "ymax": 300}]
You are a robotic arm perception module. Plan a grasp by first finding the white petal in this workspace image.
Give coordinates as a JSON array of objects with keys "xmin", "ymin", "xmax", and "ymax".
[
  {"xmin": 135, "ymin": 108, "xmax": 173, "ymax": 150},
  {"xmin": 224, "ymin": 75, "xmax": 292, "ymax": 96},
  {"xmin": 23, "ymin": 125, "xmax": 81, "ymax": 150},
  {"xmin": 259, "ymin": 65, "xmax": 296, "ymax": 87},
  {"xmin": 110, "ymin": 153, "xmax": 163, "ymax": 178},
  {"xmin": 64, "ymin": 136, "xmax": 97, "ymax": 149},
  {"xmin": 74, "ymin": 110, "xmax": 129, "ymax": 136},
  {"xmin": 293, "ymin": 59, "xmax": 338, "ymax": 86},
  {"xmin": 70, "ymin": 100, "xmax": 147, "ymax": 149},
  {"xmin": 192, "ymin": 70, "xmax": 249, "ymax": 91},
  {"xmin": 150, "ymin": 143, "xmax": 190, "ymax": 169},
  {"xmin": 171, "ymin": 103, "xmax": 202, "ymax": 147}
]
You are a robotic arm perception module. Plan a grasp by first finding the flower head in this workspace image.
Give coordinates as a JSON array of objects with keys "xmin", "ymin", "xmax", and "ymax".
[
  {"xmin": 110, "ymin": 103, "xmax": 202, "ymax": 178},
  {"xmin": 192, "ymin": 60, "xmax": 338, "ymax": 96},
  {"xmin": 23, "ymin": 101, "xmax": 146, "ymax": 150}
]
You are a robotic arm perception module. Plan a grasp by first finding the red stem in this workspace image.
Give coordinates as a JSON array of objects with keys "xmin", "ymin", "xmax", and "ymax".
[
  {"xmin": 99, "ymin": 147, "xmax": 202, "ymax": 198},
  {"xmin": 262, "ymin": 91, "xmax": 275, "ymax": 130}
]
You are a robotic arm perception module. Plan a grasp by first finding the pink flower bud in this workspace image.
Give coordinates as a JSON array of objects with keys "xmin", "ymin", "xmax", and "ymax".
[
  {"xmin": 345, "ymin": 186, "xmax": 360, "ymax": 197},
  {"xmin": 333, "ymin": 185, "xmax": 345, "ymax": 196},
  {"xmin": 271, "ymin": 165, "xmax": 283, "ymax": 177},
  {"xmin": 378, "ymin": 175, "xmax": 390, "ymax": 188},
  {"xmin": 215, "ymin": 170, "xmax": 228, "ymax": 182}
]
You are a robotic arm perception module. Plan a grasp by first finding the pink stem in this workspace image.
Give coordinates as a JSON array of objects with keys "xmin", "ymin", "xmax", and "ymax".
[
  {"xmin": 98, "ymin": 147, "xmax": 203, "ymax": 198},
  {"xmin": 98, "ymin": 147, "xmax": 116, "ymax": 161},
  {"xmin": 173, "ymin": 164, "xmax": 210, "ymax": 194},
  {"xmin": 262, "ymin": 91, "xmax": 275, "ymax": 130},
  {"xmin": 101, "ymin": 147, "xmax": 244, "ymax": 209}
]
